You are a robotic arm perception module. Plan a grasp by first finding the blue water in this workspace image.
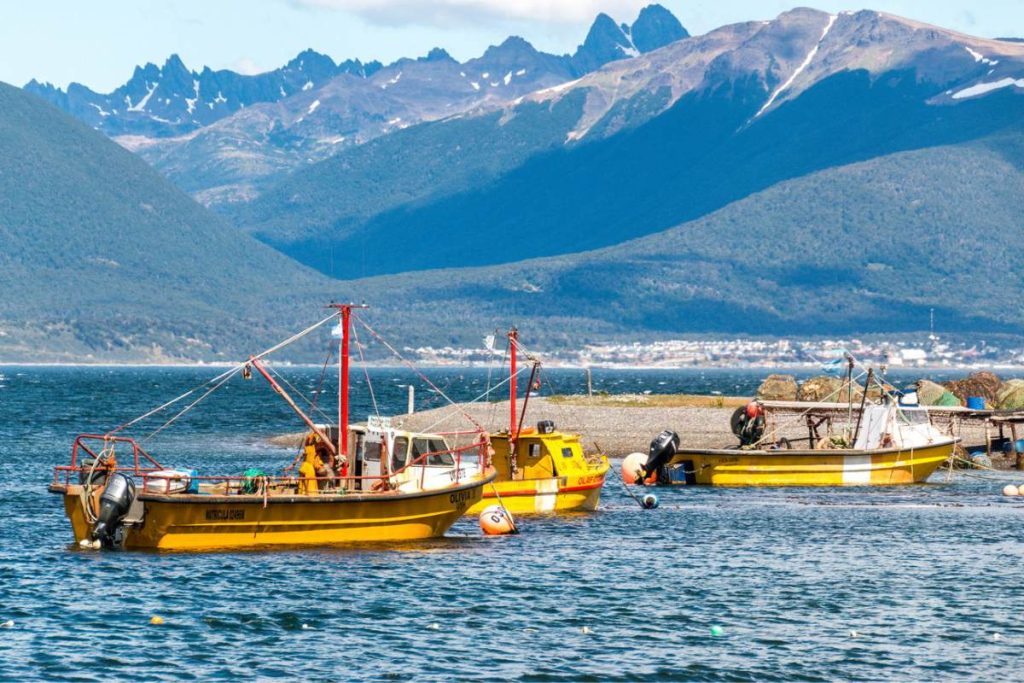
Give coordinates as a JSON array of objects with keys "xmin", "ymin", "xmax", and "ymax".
[{"xmin": 1, "ymin": 366, "xmax": 1022, "ymax": 681}]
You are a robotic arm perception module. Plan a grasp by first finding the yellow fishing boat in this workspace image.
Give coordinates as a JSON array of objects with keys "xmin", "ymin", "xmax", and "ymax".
[
  {"xmin": 49, "ymin": 303, "xmax": 495, "ymax": 550},
  {"xmin": 629, "ymin": 397, "xmax": 956, "ymax": 487},
  {"xmin": 466, "ymin": 328, "xmax": 608, "ymax": 515}
]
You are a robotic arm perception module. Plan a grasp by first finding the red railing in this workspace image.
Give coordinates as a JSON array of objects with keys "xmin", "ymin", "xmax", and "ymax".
[
  {"xmin": 53, "ymin": 434, "xmax": 166, "ymax": 485},
  {"xmin": 53, "ymin": 432, "xmax": 492, "ymax": 495}
]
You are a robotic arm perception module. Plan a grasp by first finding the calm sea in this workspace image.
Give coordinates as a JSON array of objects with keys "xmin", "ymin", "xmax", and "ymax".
[{"xmin": 1, "ymin": 366, "xmax": 1021, "ymax": 681}]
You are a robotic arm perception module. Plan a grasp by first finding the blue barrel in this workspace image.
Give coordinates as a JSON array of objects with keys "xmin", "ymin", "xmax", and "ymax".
[
  {"xmin": 966, "ymin": 396, "xmax": 985, "ymax": 410},
  {"xmin": 1017, "ymin": 440, "xmax": 1024, "ymax": 454},
  {"xmin": 185, "ymin": 468, "xmax": 200, "ymax": 494}
]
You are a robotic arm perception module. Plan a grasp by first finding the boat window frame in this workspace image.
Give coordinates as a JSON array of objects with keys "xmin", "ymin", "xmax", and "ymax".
[{"xmin": 392, "ymin": 436, "xmax": 409, "ymax": 471}]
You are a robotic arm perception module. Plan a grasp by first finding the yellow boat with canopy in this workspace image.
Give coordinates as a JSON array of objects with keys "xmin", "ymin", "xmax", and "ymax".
[
  {"xmin": 49, "ymin": 303, "xmax": 495, "ymax": 551},
  {"xmin": 466, "ymin": 328, "xmax": 608, "ymax": 515},
  {"xmin": 628, "ymin": 362, "xmax": 956, "ymax": 487}
]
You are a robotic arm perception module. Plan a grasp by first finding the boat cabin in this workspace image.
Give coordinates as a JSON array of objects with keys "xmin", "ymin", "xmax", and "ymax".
[
  {"xmin": 309, "ymin": 416, "xmax": 481, "ymax": 492},
  {"xmin": 488, "ymin": 421, "xmax": 593, "ymax": 481}
]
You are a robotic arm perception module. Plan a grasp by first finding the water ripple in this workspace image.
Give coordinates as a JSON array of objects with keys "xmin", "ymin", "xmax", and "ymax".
[{"xmin": 1, "ymin": 367, "xmax": 1022, "ymax": 680}]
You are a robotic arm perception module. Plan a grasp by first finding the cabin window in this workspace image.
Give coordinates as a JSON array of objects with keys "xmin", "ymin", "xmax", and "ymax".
[
  {"xmin": 362, "ymin": 441, "xmax": 381, "ymax": 462},
  {"xmin": 413, "ymin": 438, "xmax": 455, "ymax": 466},
  {"xmin": 392, "ymin": 437, "xmax": 409, "ymax": 471},
  {"xmin": 528, "ymin": 443, "xmax": 542, "ymax": 459},
  {"xmin": 562, "ymin": 447, "xmax": 574, "ymax": 458}
]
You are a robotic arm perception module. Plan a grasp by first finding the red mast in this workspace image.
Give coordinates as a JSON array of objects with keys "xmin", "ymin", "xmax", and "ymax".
[
  {"xmin": 509, "ymin": 327, "xmax": 518, "ymax": 438},
  {"xmin": 329, "ymin": 303, "xmax": 367, "ymax": 459}
]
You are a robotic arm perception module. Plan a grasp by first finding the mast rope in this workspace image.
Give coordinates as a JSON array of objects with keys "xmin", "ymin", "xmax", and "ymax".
[
  {"xmin": 267, "ymin": 365, "xmax": 335, "ymax": 424},
  {"xmin": 352, "ymin": 322, "xmax": 380, "ymax": 418},
  {"xmin": 414, "ymin": 366, "xmax": 527, "ymax": 436},
  {"xmin": 354, "ymin": 313, "xmax": 484, "ymax": 431},
  {"xmin": 115, "ymin": 312, "xmax": 338, "ymax": 441}
]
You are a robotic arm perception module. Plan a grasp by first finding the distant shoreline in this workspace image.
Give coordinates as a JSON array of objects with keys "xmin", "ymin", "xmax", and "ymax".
[{"xmin": 3, "ymin": 361, "xmax": 1024, "ymax": 372}]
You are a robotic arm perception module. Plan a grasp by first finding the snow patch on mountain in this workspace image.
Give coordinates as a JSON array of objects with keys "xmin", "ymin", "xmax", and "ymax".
[
  {"xmin": 127, "ymin": 82, "xmax": 158, "ymax": 112},
  {"xmin": 952, "ymin": 77, "xmax": 1024, "ymax": 99},
  {"xmin": 964, "ymin": 46, "xmax": 999, "ymax": 66},
  {"xmin": 756, "ymin": 14, "xmax": 838, "ymax": 118}
]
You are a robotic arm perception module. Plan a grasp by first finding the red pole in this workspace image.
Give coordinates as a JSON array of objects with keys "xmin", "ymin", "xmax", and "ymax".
[
  {"xmin": 509, "ymin": 327, "xmax": 518, "ymax": 437},
  {"xmin": 327, "ymin": 303, "xmax": 367, "ymax": 458},
  {"xmin": 340, "ymin": 305, "xmax": 351, "ymax": 458},
  {"xmin": 249, "ymin": 357, "xmax": 336, "ymax": 456}
]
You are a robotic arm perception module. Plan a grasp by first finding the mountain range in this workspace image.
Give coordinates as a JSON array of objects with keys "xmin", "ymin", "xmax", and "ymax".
[
  {"xmin": 236, "ymin": 9, "xmax": 1024, "ymax": 278},
  {"xmin": 25, "ymin": 5, "xmax": 687, "ymax": 207},
  {"xmin": 4, "ymin": 5, "xmax": 1024, "ymax": 361}
]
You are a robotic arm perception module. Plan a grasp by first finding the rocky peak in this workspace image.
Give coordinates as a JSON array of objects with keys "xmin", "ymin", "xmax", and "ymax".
[
  {"xmin": 571, "ymin": 5, "xmax": 689, "ymax": 75},
  {"xmin": 287, "ymin": 49, "xmax": 335, "ymax": 71},
  {"xmin": 631, "ymin": 4, "xmax": 690, "ymax": 53},
  {"xmin": 572, "ymin": 12, "xmax": 636, "ymax": 74},
  {"xmin": 422, "ymin": 47, "xmax": 456, "ymax": 63}
]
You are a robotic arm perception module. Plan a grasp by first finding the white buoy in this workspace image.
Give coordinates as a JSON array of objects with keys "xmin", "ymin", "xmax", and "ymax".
[
  {"xmin": 427, "ymin": 623, "xmax": 440, "ymax": 631},
  {"xmin": 581, "ymin": 626, "xmax": 593, "ymax": 635},
  {"xmin": 993, "ymin": 632, "xmax": 1002, "ymax": 641},
  {"xmin": 1018, "ymin": 484, "xmax": 1024, "ymax": 496},
  {"xmin": 0, "ymin": 620, "xmax": 14, "ymax": 629},
  {"xmin": 642, "ymin": 493, "xmax": 659, "ymax": 509},
  {"xmin": 1002, "ymin": 485, "xmax": 1019, "ymax": 497},
  {"xmin": 621, "ymin": 452, "xmax": 648, "ymax": 484},
  {"xmin": 849, "ymin": 630, "xmax": 859, "ymax": 638}
]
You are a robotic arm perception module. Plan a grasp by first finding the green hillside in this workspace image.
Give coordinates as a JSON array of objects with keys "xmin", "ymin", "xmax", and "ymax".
[
  {"xmin": 335, "ymin": 133, "xmax": 1024, "ymax": 346},
  {"xmin": 0, "ymin": 82, "xmax": 332, "ymax": 361},
  {"xmin": 231, "ymin": 92, "xmax": 587, "ymax": 276}
]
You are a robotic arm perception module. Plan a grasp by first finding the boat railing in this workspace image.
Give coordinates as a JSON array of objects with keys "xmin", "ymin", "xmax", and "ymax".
[
  {"xmin": 390, "ymin": 439, "xmax": 488, "ymax": 488},
  {"xmin": 52, "ymin": 434, "xmax": 166, "ymax": 485},
  {"xmin": 53, "ymin": 434, "xmax": 491, "ymax": 494}
]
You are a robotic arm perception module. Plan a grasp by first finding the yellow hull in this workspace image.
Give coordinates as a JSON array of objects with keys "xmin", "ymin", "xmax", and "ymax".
[
  {"xmin": 662, "ymin": 441, "xmax": 954, "ymax": 487},
  {"xmin": 53, "ymin": 474, "xmax": 491, "ymax": 550},
  {"xmin": 466, "ymin": 467, "xmax": 607, "ymax": 516}
]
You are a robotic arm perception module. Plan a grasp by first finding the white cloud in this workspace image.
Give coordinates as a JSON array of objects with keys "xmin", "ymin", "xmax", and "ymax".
[
  {"xmin": 230, "ymin": 57, "xmax": 269, "ymax": 75},
  {"xmin": 288, "ymin": 0, "xmax": 647, "ymax": 27}
]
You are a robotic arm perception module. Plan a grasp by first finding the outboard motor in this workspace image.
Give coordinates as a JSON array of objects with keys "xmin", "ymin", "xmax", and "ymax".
[
  {"xmin": 640, "ymin": 430, "xmax": 680, "ymax": 485},
  {"xmin": 92, "ymin": 472, "xmax": 137, "ymax": 549}
]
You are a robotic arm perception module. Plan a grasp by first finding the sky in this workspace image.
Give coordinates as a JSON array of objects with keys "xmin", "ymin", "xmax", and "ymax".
[{"xmin": 2, "ymin": 0, "xmax": 1022, "ymax": 92}]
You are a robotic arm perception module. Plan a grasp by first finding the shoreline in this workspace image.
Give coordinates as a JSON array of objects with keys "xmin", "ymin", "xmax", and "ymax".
[{"xmin": 4, "ymin": 361, "xmax": 1024, "ymax": 372}]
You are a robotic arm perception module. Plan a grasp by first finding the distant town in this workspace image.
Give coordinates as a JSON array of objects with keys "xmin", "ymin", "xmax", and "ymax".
[{"xmin": 408, "ymin": 336, "xmax": 1024, "ymax": 369}]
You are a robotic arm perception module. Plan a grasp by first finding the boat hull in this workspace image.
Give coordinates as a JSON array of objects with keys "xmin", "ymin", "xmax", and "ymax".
[
  {"xmin": 53, "ymin": 475, "xmax": 491, "ymax": 550},
  {"xmin": 660, "ymin": 441, "xmax": 954, "ymax": 487},
  {"xmin": 466, "ymin": 469, "xmax": 607, "ymax": 515}
]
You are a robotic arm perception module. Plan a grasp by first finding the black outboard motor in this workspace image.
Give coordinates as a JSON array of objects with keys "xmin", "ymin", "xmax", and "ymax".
[
  {"xmin": 639, "ymin": 430, "xmax": 680, "ymax": 485},
  {"xmin": 92, "ymin": 472, "xmax": 137, "ymax": 549}
]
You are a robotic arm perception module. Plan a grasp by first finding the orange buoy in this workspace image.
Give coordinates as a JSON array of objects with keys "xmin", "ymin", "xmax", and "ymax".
[
  {"xmin": 479, "ymin": 505, "xmax": 516, "ymax": 535},
  {"xmin": 621, "ymin": 452, "xmax": 654, "ymax": 485}
]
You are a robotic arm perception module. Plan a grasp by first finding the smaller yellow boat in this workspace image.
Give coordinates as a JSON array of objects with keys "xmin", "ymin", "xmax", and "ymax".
[
  {"xmin": 630, "ymin": 399, "xmax": 956, "ymax": 487},
  {"xmin": 465, "ymin": 328, "xmax": 608, "ymax": 515},
  {"xmin": 50, "ymin": 303, "xmax": 495, "ymax": 550}
]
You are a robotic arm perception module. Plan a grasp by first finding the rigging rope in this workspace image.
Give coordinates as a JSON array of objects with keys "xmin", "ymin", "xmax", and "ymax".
[
  {"xmin": 354, "ymin": 313, "xmax": 484, "ymax": 431},
  {"xmin": 413, "ymin": 365, "xmax": 527, "ymax": 436},
  {"xmin": 352, "ymin": 322, "xmax": 379, "ymax": 418},
  {"xmin": 125, "ymin": 312, "xmax": 339, "ymax": 442}
]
